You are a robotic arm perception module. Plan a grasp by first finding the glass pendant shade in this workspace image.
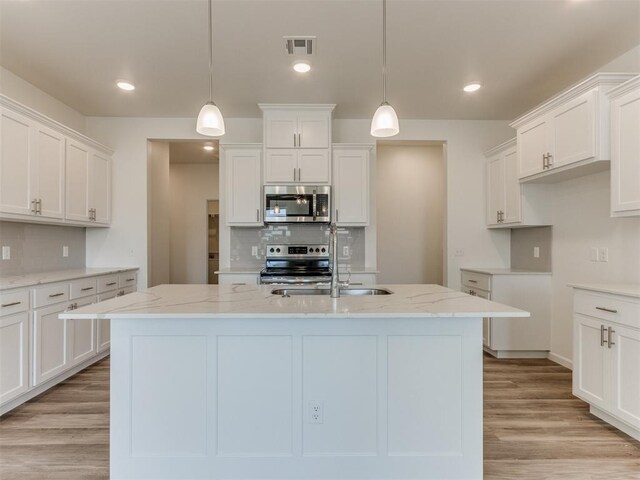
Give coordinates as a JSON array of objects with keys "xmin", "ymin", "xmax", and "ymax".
[
  {"xmin": 370, "ymin": 102, "xmax": 399, "ymax": 137},
  {"xmin": 196, "ymin": 102, "xmax": 226, "ymax": 136}
]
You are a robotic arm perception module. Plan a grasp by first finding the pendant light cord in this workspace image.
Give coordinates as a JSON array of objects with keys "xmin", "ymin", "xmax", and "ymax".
[
  {"xmin": 208, "ymin": 0, "xmax": 213, "ymax": 102},
  {"xmin": 382, "ymin": 0, "xmax": 387, "ymax": 104}
]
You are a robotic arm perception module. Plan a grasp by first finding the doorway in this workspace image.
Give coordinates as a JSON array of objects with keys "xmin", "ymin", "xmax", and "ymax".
[
  {"xmin": 376, "ymin": 142, "xmax": 446, "ymax": 284},
  {"xmin": 207, "ymin": 200, "xmax": 219, "ymax": 284}
]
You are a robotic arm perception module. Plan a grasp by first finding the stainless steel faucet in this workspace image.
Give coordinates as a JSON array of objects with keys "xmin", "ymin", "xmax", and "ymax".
[{"xmin": 329, "ymin": 223, "xmax": 349, "ymax": 298}]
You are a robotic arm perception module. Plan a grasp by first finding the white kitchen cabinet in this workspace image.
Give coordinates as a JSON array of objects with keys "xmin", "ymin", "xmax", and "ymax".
[
  {"xmin": 264, "ymin": 149, "xmax": 330, "ymax": 184},
  {"xmin": 485, "ymin": 139, "xmax": 550, "ymax": 228},
  {"xmin": 572, "ymin": 287, "xmax": 640, "ymax": 441},
  {"xmin": 333, "ymin": 145, "xmax": 371, "ymax": 226},
  {"xmin": 0, "ymin": 107, "xmax": 65, "ymax": 220},
  {"xmin": 217, "ymin": 273, "xmax": 260, "ymax": 285},
  {"xmin": 223, "ymin": 145, "xmax": 263, "ymax": 226},
  {"xmin": 461, "ymin": 269, "xmax": 551, "ymax": 357},
  {"xmin": 33, "ymin": 301, "xmax": 71, "ymax": 386},
  {"xmin": 511, "ymin": 73, "xmax": 636, "ymax": 183},
  {"xmin": 0, "ymin": 311, "xmax": 30, "ymax": 406},
  {"xmin": 89, "ymin": 150, "xmax": 111, "ymax": 224},
  {"xmin": 67, "ymin": 295, "xmax": 97, "ymax": 367},
  {"xmin": 608, "ymin": 76, "xmax": 640, "ymax": 217}
]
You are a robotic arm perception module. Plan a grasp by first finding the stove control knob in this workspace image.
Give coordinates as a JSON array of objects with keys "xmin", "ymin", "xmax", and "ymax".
[
  {"xmin": 315, "ymin": 248, "xmax": 320, "ymax": 253},
  {"xmin": 269, "ymin": 248, "xmax": 275, "ymax": 253},
  {"xmin": 321, "ymin": 247, "xmax": 326, "ymax": 253},
  {"xmin": 276, "ymin": 248, "xmax": 281, "ymax": 253}
]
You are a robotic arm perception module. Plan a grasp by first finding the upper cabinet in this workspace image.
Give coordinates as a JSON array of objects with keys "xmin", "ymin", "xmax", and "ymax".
[
  {"xmin": 260, "ymin": 104, "xmax": 334, "ymax": 184},
  {"xmin": 0, "ymin": 96, "xmax": 112, "ymax": 227},
  {"xmin": 222, "ymin": 145, "xmax": 263, "ymax": 226},
  {"xmin": 511, "ymin": 73, "xmax": 637, "ymax": 183},
  {"xmin": 485, "ymin": 139, "xmax": 550, "ymax": 228},
  {"xmin": 608, "ymin": 76, "xmax": 640, "ymax": 217},
  {"xmin": 333, "ymin": 145, "xmax": 371, "ymax": 226}
]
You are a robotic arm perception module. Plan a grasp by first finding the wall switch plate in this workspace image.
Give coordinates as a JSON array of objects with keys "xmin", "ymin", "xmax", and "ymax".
[
  {"xmin": 590, "ymin": 247, "xmax": 599, "ymax": 262},
  {"xmin": 598, "ymin": 247, "xmax": 609, "ymax": 262},
  {"xmin": 63, "ymin": 246, "xmax": 69, "ymax": 257},
  {"xmin": 342, "ymin": 246, "xmax": 349, "ymax": 256},
  {"xmin": 533, "ymin": 246, "xmax": 540, "ymax": 258},
  {"xmin": 309, "ymin": 401, "xmax": 323, "ymax": 424},
  {"xmin": 1, "ymin": 246, "xmax": 10, "ymax": 260},
  {"xmin": 251, "ymin": 246, "xmax": 258, "ymax": 256}
]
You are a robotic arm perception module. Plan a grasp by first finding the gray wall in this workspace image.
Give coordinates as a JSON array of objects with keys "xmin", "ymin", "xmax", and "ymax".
[
  {"xmin": 510, "ymin": 226, "xmax": 552, "ymax": 272},
  {"xmin": 0, "ymin": 221, "xmax": 86, "ymax": 275}
]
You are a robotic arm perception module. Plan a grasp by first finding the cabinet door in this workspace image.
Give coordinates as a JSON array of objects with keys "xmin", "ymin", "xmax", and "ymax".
[
  {"xmin": 610, "ymin": 86, "xmax": 640, "ymax": 216},
  {"xmin": 96, "ymin": 289, "xmax": 118, "ymax": 353},
  {"xmin": 333, "ymin": 148, "xmax": 369, "ymax": 225},
  {"xmin": 0, "ymin": 312, "xmax": 29, "ymax": 405},
  {"xmin": 264, "ymin": 149, "xmax": 297, "ymax": 183},
  {"xmin": 573, "ymin": 314, "xmax": 608, "ymax": 409},
  {"xmin": 298, "ymin": 150, "xmax": 330, "ymax": 183},
  {"xmin": 89, "ymin": 151, "xmax": 111, "ymax": 224},
  {"xmin": 610, "ymin": 324, "xmax": 640, "ymax": 429},
  {"xmin": 34, "ymin": 124, "xmax": 65, "ymax": 219},
  {"xmin": 225, "ymin": 148, "xmax": 262, "ymax": 225},
  {"xmin": 298, "ymin": 114, "xmax": 329, "ymax": 148},
  {"xmin": 549, "ymin": 91, "xmax": 595, "ymax": 169},
  {"xmin": 68, "ymin": 297, "xmax": 97, "ymax": 366},
  {"xmin": 502, "ymin": 146, "xmax": 522, "ymax": 224},
  {"xmin": 265, "ymin": 112, "xmax": 297, "ymax": 148},
  {"xmin": 0, "ymin": 107, "xmax": 34, "ymax": 216},
  {"xmin": 518, "ymin": 118, "xmax": 547, "ymax": 179},
  {"xmin": 65, "ymin": 140, "xmax": 90, "ymax": 222},
  {"xmin": 33, "ymin": 302, "xmax": 71, "ymax": 386},
  {"xmin": 486, "ymin": 154, "xmax": 504, "ymax": 225},
  {"xmin": 462, "ymin": 286, "xmax": 491, "ymax": 347}
]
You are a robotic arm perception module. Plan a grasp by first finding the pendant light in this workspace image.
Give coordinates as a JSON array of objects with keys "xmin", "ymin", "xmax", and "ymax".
[
  {"xmin": 196, "ymin": 0, "xmax": 225, "ymax": 136},
  {"xmin": 370, "ymin": 0, "xmax": 399, "ymax": 137}
]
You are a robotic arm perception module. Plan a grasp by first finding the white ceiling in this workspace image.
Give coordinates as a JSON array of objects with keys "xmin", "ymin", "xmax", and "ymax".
[
  {"xmin": 169, "ymin": 141, "xmax": 219, "ymax": 164},
  {"xmin": 1, "ymin": 0, "xmax": 639, "ymax": 120}
]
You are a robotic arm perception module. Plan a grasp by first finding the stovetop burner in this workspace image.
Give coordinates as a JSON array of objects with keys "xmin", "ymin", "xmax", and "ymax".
[{"xmin": 260, "ymin": 244, "xmax": 330, "ymax": 285}]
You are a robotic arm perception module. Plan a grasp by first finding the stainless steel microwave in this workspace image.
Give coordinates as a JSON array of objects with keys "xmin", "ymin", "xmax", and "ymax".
[{"xmin": 264, "ymin": 185, "xmax": 331, "ymax": 224}]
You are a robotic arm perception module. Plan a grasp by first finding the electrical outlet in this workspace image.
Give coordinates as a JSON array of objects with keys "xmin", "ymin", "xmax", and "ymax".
[
  {"xmin": 342, "ymin": 246, "xmax": 349, "ymax": 256},
  {"xmin": 590, "ymin": 247, "xmax": 599, "ymax": 262},
  {"xmin": 533, "ymin": 246, "xmax": 540, "ymax": 258},
  {"xmin": 63, "ymin": 246, "xmax": 69, "ymax": 257},
  {"xmin": 599, "ymin": 247, "xmax": 609, "ymax": 262},
  {"xmin": 454, "ymin": 249, "xmax": 464, "ymax": 257},
  {"xmin": 309, "ymin": 401, "xmax": 323, "ymax": 424},
  {"xmin": 251, "ymin": 246, "xmax": 258, "ymax": 256},
  {"xmin": 1, "ymin": 246, "xmax": 10, "ymax": 260}
]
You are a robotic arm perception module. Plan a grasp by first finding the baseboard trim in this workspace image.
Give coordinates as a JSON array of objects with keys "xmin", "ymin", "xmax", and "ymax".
[
  {"xmin": 547, "ymin": 351, "xmax": 573, "ymax": 370},
  {"xmin": 483, "ymin": 346, "xmax": 548, "ymax": 359},
  {"xmin": 590, "ymin": 405, "xmax": 640, "ymax": 442}
]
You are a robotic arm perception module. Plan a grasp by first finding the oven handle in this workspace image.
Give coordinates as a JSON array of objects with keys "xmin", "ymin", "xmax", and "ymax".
[{"xmin": 312, "ymin": 189, "xmax": 317, "ymax": 222}]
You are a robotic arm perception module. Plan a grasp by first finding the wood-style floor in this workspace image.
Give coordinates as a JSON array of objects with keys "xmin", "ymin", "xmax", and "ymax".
[{"xmin": 1, "ymin": 355, "xmax": 639, "ymax": 480}]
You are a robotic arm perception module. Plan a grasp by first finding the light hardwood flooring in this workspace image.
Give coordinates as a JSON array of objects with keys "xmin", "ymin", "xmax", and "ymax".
[{"xmin": 0, "ymin": 355, "xmax": 638, "ymax": 479}]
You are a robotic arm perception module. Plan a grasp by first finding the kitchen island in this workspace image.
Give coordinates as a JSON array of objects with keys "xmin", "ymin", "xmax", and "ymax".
[{"xmin": 61, "ymin": 283, "xmax": 528, "ymax": 480}]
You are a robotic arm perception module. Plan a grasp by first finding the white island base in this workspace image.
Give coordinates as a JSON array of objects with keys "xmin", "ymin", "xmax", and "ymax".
[{"xmin": 62, "ymin": 284, "xmax": 528, "ymax": 480}]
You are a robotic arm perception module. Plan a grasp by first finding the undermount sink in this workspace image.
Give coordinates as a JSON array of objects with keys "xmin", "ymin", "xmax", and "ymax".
[{"xmin": 272, "ymin": 288, "xmax": 393, "ymax": 297}]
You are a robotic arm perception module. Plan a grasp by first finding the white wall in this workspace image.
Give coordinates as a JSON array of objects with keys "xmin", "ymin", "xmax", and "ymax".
[
  {"xmin": 377, "ymin": 144, "xmax": 445, "ymax": 284},
  {"xmin": 169, "ymin": 163, "xmax": 219, "ymax": 284},
  {"xmin": 147, "ymin": 141, "xmax": 171, "ymax": 287},
  {"xmin": 0, "ymin": 66, "xmax": 86, "ymax": 133}
]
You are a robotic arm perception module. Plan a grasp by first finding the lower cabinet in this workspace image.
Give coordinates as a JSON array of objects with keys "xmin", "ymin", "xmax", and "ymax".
[
  {"xmin": 572, "ymin": 288, "xmax": 640, "ymax": 440},
  {"xmin": 68, "ymin": 296, "xmax": 98, "ymax": 367},
  {"xmin": 461, "ymin": 285, "xmax": 491, "ymax": 347},
  {"xmin": 33, "ymin": 302, "xmax": 71, "ymax": 386},
  {"xmin": 218, "ymin": 273, "xmax": 260, "ymax": 285},
  {"xmin": 0, "ymin": 312, "xmax": 29, "ymax": 405}
]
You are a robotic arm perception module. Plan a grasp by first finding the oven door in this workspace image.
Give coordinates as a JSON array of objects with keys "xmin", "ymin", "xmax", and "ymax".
[{"xmin": 264, "ymin": 186, "xmax": 330, "ymax": 223}]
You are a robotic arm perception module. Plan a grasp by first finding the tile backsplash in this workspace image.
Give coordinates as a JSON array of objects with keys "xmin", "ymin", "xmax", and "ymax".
[
  {"xmin": 0, "ymin": 221, "xmax": 86, "ymax": 275},
  {"xmin": 511, "ymin": 226, "xmax": 552, "ymax": 272},
  {"xmin": 230, "ymin": 225, "xmax": 365, "ymax": 270}
]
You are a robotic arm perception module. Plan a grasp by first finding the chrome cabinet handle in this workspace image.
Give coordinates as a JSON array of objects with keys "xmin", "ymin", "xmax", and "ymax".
[
  {"xmin": 469, "ymin": 290, "xmax": 477, "ymax": 296},
  {"xmin": 106, "ymin": 282, "xmax": 117, "ymax": 286},
  {"xmin": 81, "ymin": 287, "xmax": 94, "ymax": 291},
  {"xmin": 596, "ymin": 306, "xmax": 618, "ymax": 314},
  {"xmin": 36, "ymin": 198, "xmax": 42, "ymax": 214},
  {"xmin": 293, "ymin": 167, "xmax": 296, "ymax": 181},
  {"xmin": 607, "ymin": 327, "xmax": 615, "ymax": 348},
  {"xmin": 547, "ymin": 153, "xmax": 553, "ymax": 168},
  {"xmin": 600, "ymin": 324, "xmax": 606, "ymax": 346},
  {"xmin": 542, "ymin": 153, "xmax": 548, "ymax": 169},
  {"xmin": 298, "ymin": 167, "xmax": 301, "ymax": 182},
  {"xmin": 256, "ymin": 209, "xmax": 260, "ymax": 222},
  {"xmin": 49, "ymin": 292, "xmax": 65, "ymax": 298},
  {"xmin": 31, "ymin": 198, "xmax": 37, "ymax": 214},
  {"xmin": 126, "ymin": 278, "xmax": 135, "ymax": 282},
  {"xmin": 298, "ymin": 133, "xmax": 301, "ymax": 147},
  {"xmin": 1, "ymin": 301, "xmax": 21, "ymax": 308},
  {"xmin": 467, "ymin": 279, "xmax": 478, "ymax": 284},
  {"xmin": 335, "ymin": 209, "xmax": 339, "ymax": 222}
]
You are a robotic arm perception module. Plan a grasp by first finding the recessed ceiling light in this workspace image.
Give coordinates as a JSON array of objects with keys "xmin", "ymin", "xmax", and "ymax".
[
  {"xmin": 293, "ymin": 61, "xmax": 311, "ymax": 73},
  {"xmin": 463, "ymin": 82, "xmax": 482, "ymax": 93},
  {"xmin": 203, "ymin": 145, "xmax": 215, "ymax": 151},
  {"xmin": 116, "ymin": 80, "xmax": 135, "ymax": 91}
]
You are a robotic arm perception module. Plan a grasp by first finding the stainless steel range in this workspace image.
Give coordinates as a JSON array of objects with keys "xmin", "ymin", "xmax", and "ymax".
[{"xmin": 259, "ymin": 244, "xmax": 331, "ymax": 285}]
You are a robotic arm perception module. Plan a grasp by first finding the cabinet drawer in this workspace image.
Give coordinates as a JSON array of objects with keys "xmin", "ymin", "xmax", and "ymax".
[
  {"xmin": 574, "ymin": 291, "xmax": 640, "ymax": 329},
  {"xmin": 0, "ymin": 290, "xmax": 30, "ymax": 317},
  {"xmin": 70, "ymin": 277, "xmax": 97, "ymax": 299},
  {"xmin": 33, "ymin": 282, "xmax": 69, "ymax": 309},
  {"xmin": 461, "ymin": 271, "xmax": 491, "ymax": 291},
  {"xmin": 118, "ymin": 272, "xmax": 137, "ymax": 288},
  {"xmin": 97, "ymin": 275, "xmax": 119, "ymax": 293},
  {"xmin": 462, "ymin": 285, "xmax": 490, "ymax": 300}
]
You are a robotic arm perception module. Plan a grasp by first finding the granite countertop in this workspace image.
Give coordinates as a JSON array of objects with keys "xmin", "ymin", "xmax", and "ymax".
[
  {"xmin": 60, "ymin": 283, "xmax": 529, "ymax": 320},
  {"xmin": 568, "ymin": 283, "xmax": 640, "ymax": 299},
  {"xmin": 0, "ymin": 267, "xmax": 139, "ymax": 291},
  {"xmin": 461, "ymin": 267, "xmax": 552, "ymax": 276}
]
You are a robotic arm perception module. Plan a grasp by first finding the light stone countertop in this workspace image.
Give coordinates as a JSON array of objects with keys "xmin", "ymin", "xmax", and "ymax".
[
  {"xmin": 60, "ymin": 283, "xmax": 529, "ymax": 320},
  {"xmin": 568, "ymin": 283, "xmax": 640, "ymax": 299},
  {"xmin": 461, "ymin": 267, "xmax": 552, "ymax": 276},
  {"xmin": 0, "ymin": 267, "xmax": 139, "ymax": 291}
]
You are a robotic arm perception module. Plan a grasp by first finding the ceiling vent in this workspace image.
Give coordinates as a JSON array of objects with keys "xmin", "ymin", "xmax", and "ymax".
[{"xmin": 284, "ymin": 36, "xmax": 315, "ymax": 56}]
